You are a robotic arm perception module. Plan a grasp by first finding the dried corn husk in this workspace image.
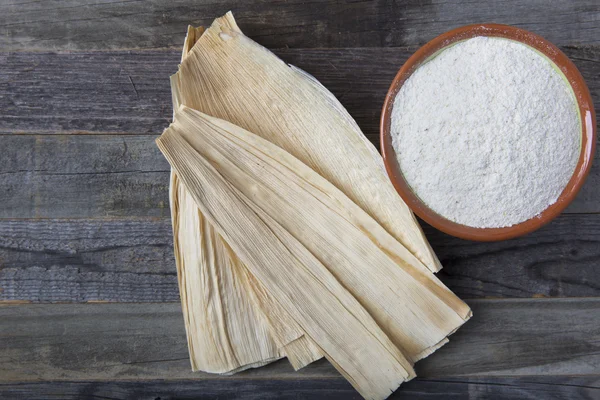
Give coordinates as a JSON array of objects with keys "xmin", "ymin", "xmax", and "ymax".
[
  {"xmin": 169, "ymin": 13, "xmax": 441, "ymax": 372},
  {"xmin": 157, "ymin": 106, "xmax": 471, "ymax": 399},
  {"xmin": 170, "ymin": 106, "xmax": 470, "ymax": 360},
  {"xmin": 171, "ymin": 174, "xmax": 283, "ymax": 373},
  {"xmin": 157, "ymin": 114, "xmax": 417, "ymax": 400},
  {"xmin": 173, "ymin": 171, "xmax": 322, "ymax": 373},
  {"xmin": 170, "ymin": 26, "xmax": 322, "ymax": 374},
  {"xmin": 162, "ymin": 13, "xmax": 472, "ymax": 399},
  {"xmin": 171, "ymin": 12, "xmax": 441, "ymax": 273}
]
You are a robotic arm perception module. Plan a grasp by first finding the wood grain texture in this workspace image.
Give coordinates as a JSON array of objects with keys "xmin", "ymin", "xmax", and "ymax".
[
  {"xmin": 1, "ymin": 215, "xmax": 600, "ymax": 302},
  {"xmin": 0, "ymin": 299, "xmax": 598, "ymax": 381},
  {"xmin": 0, "ymin": 51, "xmax": 175, "ymax": 134},
  {"xmin": 1, "ymin": 2, "xmax": 598, "ymax": 398},
  {"xmin": 1, "ymin": 0, "xmax": 599, "ymax": 51},
  {"xmin": 0, "ymin": 133, "xmax": 596, "ymax": 219},
  {"xmin": 425, "ymin": 214, "xmax": 600, "ymax": 298},
  {"xmin": 0, "ymin": 49, "xmax": 399, "ymax": 135},
  {"xmin": 1, "ymin": 376, "xmax": 598, "ymax": 400},
  {"xmin": 1, "ymin": 48, "xmax": 598, "ymax": 216},
  {"xmin": 2, "ymin": 46, "xmax": 599, "ymax": 139},
  {"xmin": 0, "ymin": 135, "xmax": 170, "ymax": 218},
  {"xmin": 0, "ymin": 218, "xmax": 176, "ymax": 302}
]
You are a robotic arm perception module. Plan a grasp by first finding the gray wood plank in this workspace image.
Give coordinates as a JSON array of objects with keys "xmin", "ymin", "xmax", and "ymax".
[
  {"xmin": 424, "ymin": 214, "xmax": 600, "ymax": 298},
  {"xmin": 0, "ymin": 49, "xmax": 399, "ymax": 135},
  {"xmin": 0, "ymin": 299, "xmax": 598, "ymax": 381},
  {"xmin": 0, "ymin": 218, "xmax": 176, "ymax": 302},
  {"xmin": 1, "ymin": 376, "xmax": 598, "ymax": 400},
  {"xmin": 1, "ymin": 0, "xmax": 599, "ymax": 51},
  {"xmin": 1, "ymin": 47, "xmax": 599, "ymax": 216},
  {"xmin": 1, "ymin": 215, "xmax": 600, "ymax": 302},
  {"xmin": 0, "ymin": 135, "xmax": 170, "ymax": 218},
  {"xmin": 0, "ymin": 51, "xmax": 175, "ymax": 134},
  {"xmin": 2, "ymin": 46, "xmax": 599, "ymax": 138},
  {"xmin": 0, "ymin": 132, "xmax": 597, "ymax": 219}
]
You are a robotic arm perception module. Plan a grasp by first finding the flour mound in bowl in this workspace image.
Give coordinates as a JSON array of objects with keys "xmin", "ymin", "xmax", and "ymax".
[{"xmin": 391, "ymin": 36, "xmax": 581, "ymax": 228}]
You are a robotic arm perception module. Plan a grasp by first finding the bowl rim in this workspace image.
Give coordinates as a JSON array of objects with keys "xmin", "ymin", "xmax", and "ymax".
[{"xmin": 380, "ymin": 23, "xmax": 596, "ymax": 242}]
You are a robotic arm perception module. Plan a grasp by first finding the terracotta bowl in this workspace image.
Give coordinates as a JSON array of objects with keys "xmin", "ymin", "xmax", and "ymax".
[{"xmin": 380, "ymin": 24, "xmax": 596, "ymax": 241}]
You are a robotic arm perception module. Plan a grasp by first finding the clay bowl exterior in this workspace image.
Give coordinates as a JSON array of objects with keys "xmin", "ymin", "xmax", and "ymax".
[{"xmin": 380, "ymin": 24, "xmax": 596, "ymax": 241}]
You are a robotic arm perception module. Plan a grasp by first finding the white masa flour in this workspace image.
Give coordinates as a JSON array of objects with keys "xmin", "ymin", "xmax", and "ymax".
[{"xmin": 391, "ymin": 36, "xmax": 581, "ymax": 228}]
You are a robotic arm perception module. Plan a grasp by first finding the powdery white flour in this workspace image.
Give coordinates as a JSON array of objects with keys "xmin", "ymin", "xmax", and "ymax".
[{"xmin": 391, "ymin": 37, "xmax": 581, "ymax": 228}]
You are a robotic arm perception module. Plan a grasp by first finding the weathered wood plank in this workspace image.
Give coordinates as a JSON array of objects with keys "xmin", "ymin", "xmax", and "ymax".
[
  {"xmin": 2, "ymin": 46, "xmax": 599, "ymax": 139},
  {"xmin": 0, "ymin": 135, "xmax": 170, "ymax": 218},
  {"xmin": 2, "ymin": 49, "xmax": 598, "ymax": 214},
  {"xmin": 0, "ymin": 48, "xmax": 399, "ymax": 135},
  {"xmin": 0, "ymin": 51, "xmax": 175, "ymax": 134},
  {"xmin": 0, "ymin": 299, "xmax": 598, "ymax": 381},
  {"xmin": 0, "ymin": 218, "xmax": 176, "ymax": 302},
  {"xmin": 1, "ymin": 215, "xmax": 600, "ymax": 302},
  {"xmin": 1, "ymin": 46, "xmax": 599, "ymax": 215},
  {"xmin": 1, "ymin": 376, "xmax": 598, "ymax": 400},
  {"xmin": 425, "ymin": 215, "xmax": 600, "ymax": 298},
  {"xmin": 1, "ymin": 0, "xmax": 599, "ymax": 51},
  {"xmin": 0, "ymin": 132, "xmax": 597, "ymax": 220}
]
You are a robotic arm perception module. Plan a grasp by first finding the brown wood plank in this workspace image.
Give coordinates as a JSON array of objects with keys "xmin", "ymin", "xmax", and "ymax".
[
  {"xmin": 0, "ymin": 299, "xmax": 598, "ymax": 381},
  {"xmin": 0, "ymin": 376, "xmax": 598, "ymax": 400},
  {"xmin": 1, "ymin": 215, "xmax": 599, "ymax": 302},
  {"xmin": 1, "ymin": 0, "xmax": 599, "ymax": 51}
]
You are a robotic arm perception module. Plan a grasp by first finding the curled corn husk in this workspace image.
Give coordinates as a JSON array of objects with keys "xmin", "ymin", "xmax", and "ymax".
[
  {"xmin": 157, "ymin": 105, "xmax": 471, "ymax": 399},
  {"xmin": 162, "ymin": 12, "xmax": 471, "ymax": 399},
  {"xmin": 170, "ymin": 24, "xmax": 323, "ymax": 374},
  {"xmin": 171, "ymin": 12, "xmax": 441, "ymax": 273},
  {"xmin": 158, "ymin": 110, "xmax": 417, "ymax": 399}
]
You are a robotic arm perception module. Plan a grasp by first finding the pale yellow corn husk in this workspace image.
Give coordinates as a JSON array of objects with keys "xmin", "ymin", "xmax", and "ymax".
[
  {"xmin": 221, "ymin": 234, "xmax": 323, "ymax": 369},
  {"xmin": 173, "ymin": 175, "xmax": 322, "ymax": 372},
  {"xmin": 171, "ymin": 45, "xmax": 322, "ymax": 374},
  {"xmin": 230, "ymin": 248, "xmax": 323, "ymax": 358},
  {"xmin": 166, "ymin": 106, "xmax": 470, "ymax": 362},
  {"xmin": 171, "ymin": 12, "xmax": 441, "ymax": 273},
  {"xmin": 164, "ymin": 14, "xmax": 472, "ymax": 398},
  {"xmin": 170, "ymin": 24, "xmax": 323, "ymax": 373},
  {"xmin": 172, "ymin": 29, "xmax": 288, "ymax": 373},
  {"xmin": 157, "ymin": 123, "xmax": 417, "ymax": 400},
  {"xmin": 170, "ymin": 172, "xmax": 287, "ymax": 373},
  {"xmin": 281, "ymin": 335, "xmax": 325, "ymax": 371}
]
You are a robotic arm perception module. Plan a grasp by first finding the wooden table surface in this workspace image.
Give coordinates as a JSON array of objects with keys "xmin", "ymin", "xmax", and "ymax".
[{"xmin": 1, "ymin": 1, "xmax": 599, "ymax": 399}]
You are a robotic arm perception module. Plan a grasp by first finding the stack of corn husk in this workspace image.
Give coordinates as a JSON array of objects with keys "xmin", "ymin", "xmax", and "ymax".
[{"xmin": 156, "ymin": 12, "xmax": 471, "ymax": 400}]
